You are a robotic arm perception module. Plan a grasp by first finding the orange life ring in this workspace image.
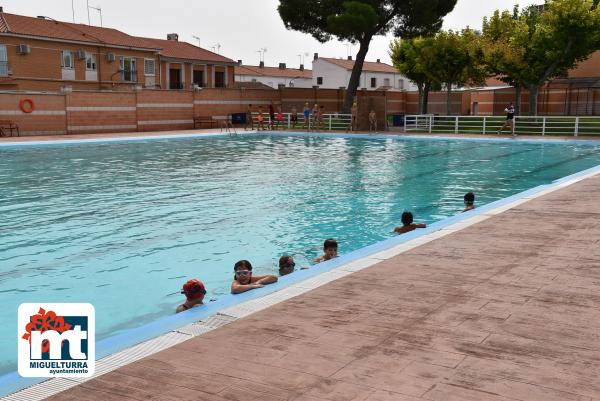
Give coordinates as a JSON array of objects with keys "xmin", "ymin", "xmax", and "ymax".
[{"xmin": 19, "ymin": 98, "xmax": 35, "ymax": 113}]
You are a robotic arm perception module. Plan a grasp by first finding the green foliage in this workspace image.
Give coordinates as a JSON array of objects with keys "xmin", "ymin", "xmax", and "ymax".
[
  {"xmin": 278, "ymin": 0, "xmax": 458, "ymax": 111},
  {"xmin": 482, "ymin": 0, "xmax": 600, "ymax": 115},
  {"xmin": 326, "ymin": 2, "xmax": 379, "ymax": 41}
]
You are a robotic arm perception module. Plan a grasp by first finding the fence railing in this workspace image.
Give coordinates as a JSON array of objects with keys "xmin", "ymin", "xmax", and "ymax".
[
  {"xmin": 404, "ymin": 115, "xmax": 600, "ymax": 136},
  {"xmin": 250, "ymin": 112, "xmax": 352, "ymax": 131}
]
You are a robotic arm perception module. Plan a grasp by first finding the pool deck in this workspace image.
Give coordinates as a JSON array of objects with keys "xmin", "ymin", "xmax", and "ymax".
[{"xmin": 37, "ymin": 158, "xmax": 600, "ymax": 400}]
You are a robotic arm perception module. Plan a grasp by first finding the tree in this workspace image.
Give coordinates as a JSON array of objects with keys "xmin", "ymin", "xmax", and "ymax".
[
  {"xmin": 389, "ymin": 36, "xmax": 440, "ymax": 114},
  {"xmin": 278, "ymin": 0, "xmax": 458, "ymax": 113},
  {"xmin": 481, "ymin": 8, "xmax": 528, "ymax": 115},
  {"xmin": 422, "ymin": 29, "xmax": 487, "ymax": 114},
  {"xmin": 484, "ymin": 0, "xmax": 600, "ymax": 116}
]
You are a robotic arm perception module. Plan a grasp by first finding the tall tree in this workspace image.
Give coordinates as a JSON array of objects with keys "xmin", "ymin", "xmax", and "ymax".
[
  {"xmin": 422, "ymin": 29, "xmax": 486, "ymax": 114},
  {"xmin": 278, "ymin": 0, "xmax": 458, "ymax": 113},
  {"xmin": 389, "ymin": 36, "xmax": 440, "ymax": 114},
  {"xmin": 489, "ymin": 0, "xmax": 600, "ymax": 116},
  {"xmin": 481, "ymin": 8, "xmax": 528, "ymax": 115}
]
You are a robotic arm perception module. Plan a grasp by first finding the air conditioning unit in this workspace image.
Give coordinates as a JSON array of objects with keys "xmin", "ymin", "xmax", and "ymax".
[
  {"xmin": 76, "ymin": 50, "xmax": 86, "ymax": 60},
  {"xmin": 106, "ymin": 53, "xmax": 115, "ymax": 62},
  {"xmin": 17, "ymin": 44, "xmax": 31, "ymax": 54}
]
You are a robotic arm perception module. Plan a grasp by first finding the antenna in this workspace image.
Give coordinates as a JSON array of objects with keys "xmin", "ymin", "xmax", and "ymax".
[
  {"xmin": 87, "ymin": 1, "xmax": 103, "ymax": 26},
  {"xmin": 71, "ymin": 0, "xmax": 75, "ymax": 22},
  {"xmin": 344, "ymin": 43, "xmax": 354, "ymax": 58},
  {"xmin": 211, "ymin": 43, "xmax": 221, "ymax": 54},
  {"xmin": 192, "ymin": 35, "xmax": 201, "ymax": 47},
  {"xmin": 257, "ymin": 47, "xmax": 267, "ymax": 63}
]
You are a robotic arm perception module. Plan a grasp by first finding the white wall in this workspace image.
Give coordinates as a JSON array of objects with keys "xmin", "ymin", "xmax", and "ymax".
[
  {"xmin": 312, "ymin": 59, "xmax": 418, "ymax": 91},
  {"xmin": 234, "ymin": 73, "xmax": 313, "ymax": 88}
]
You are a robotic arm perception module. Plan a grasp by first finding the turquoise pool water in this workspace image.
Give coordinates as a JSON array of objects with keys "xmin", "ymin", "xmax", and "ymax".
[{"xmin": 1, "ymin": 133, "xmax": 600, "ymax": 375}]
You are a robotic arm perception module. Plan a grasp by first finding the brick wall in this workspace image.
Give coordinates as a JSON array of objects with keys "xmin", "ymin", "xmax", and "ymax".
[{"xmin": 1, "ymin": 84, "xmax": 598, "ymax": 137}]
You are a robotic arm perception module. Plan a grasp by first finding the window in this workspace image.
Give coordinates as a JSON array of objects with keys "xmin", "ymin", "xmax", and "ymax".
[
  {"xmin": 144, "ymin": 59, "xmax": 155, "ymax": 76},
  {"xmin": 384, "ymin": 78, "xmax": 390, "ymax": 87},
  {"xmin": 398, "ymin": 79, "xmax": 404, "ymax": 90},
  {"xmin": 120, "ymin": 57, "xmax": 137, "ymax": 82},
  {"xmin": 85, "ymin": 53, "xmax": 96, "ymax": 71},
  {"xmin": 0, "ymin": 45, "xmax": 7, "ymax": 76},
  {"xmin": 193, "ymin": 70, "xmax": 204, "ymax": 87},
  {"xmin": 317, "ymin": 77, "xmax": 323, "ymax": 85},
  {"xmin": 370, "ymin": 77, "xmax": 377, "ymax": 88},
  {"xmin": 61, "ymin": 51, "xmax": 74, "ymax": 69}
]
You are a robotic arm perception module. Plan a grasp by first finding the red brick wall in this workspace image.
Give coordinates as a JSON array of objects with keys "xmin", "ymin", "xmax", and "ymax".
[{"xmin": 0, "ymin": 36, "xmax": 158, "ymax": 91}]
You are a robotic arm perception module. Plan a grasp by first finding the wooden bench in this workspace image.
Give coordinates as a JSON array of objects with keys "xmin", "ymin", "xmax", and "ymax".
[
  {"xmin": 193, "ymin": 116, "xmax": 217, "ymax": 129},
  {"xmin": 0, "ymin": 120, "xmax": 19, "ymax": 137}
]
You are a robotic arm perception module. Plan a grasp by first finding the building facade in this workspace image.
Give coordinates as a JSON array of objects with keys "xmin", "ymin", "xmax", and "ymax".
[
  {"xmin": 311, "ymin": 56, "xmax": 417, "ymax": 92},
  {"xmin": 234, "ymin": 62, "xmax": 313, "ymax": 88},
  {"xmin": 0, "ymin": 10, "xmax": 235, "ymax": 92}
]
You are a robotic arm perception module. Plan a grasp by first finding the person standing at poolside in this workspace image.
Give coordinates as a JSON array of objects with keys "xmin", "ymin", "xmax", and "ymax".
[
  {"xmin": 275, "ymin": 106, "xmax": 284, "ymax": 130},
  {"xmin": 498, "ymin": 102, "xmax": 515, "ymax": 136},
  {"xmin": 176, "ymin": 279, "xmax": 206, "ymax": 313},
  {"xmin": 463, "ymin": 192, "xmax": 475, "ymax": 212},
  {"xmin": 368, "ymin": 110, "xmax": 377, "ymax": 133},
  {"xmin": 394, "ymin": 211, "xmax": 426, "ymax": 234},
  {"xmin": 351, "ymin": 102, "xmax": 358, "ymax": 131},
  {"xmin": 231, "ymin": 260, "xmax": 278, "ymax": 294},
  {"xmin": 291, "ymin": 106, "xmax": 298, "ymax": 128},
  {"xmin": 269, "ymin": 102, "xmax": 276, "ymax": 130},
  {"xmin": 245, "ymin": 104, "xmax": 254, "ymax": 131},
  {"xmin": 314, "ymin": 239, "xmax": 338, "ymax": 263},
  {"xmin": 257, "ymin": 106, "xmax": 266, "ymax": 131},
  {"xmin": 303, "ymin": 102, "xmax": 311, "ymax": 129},
  {"xmin": 311, "ymin": 103, "xmax": 319, "ymax": 131}
]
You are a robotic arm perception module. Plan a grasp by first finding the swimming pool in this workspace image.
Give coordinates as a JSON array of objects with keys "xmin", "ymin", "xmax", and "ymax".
[{"xmin": 1, "ymin": 133, "xmax": 600, "ymax": 377}]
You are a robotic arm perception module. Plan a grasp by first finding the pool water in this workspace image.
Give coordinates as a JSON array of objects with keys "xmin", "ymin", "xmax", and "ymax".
[{"xmin": 1, "ymin": 133, "xmax": 599, "ymax": 375}]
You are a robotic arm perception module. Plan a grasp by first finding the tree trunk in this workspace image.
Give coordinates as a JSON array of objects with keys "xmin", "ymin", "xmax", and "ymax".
[
  {"xmin": 446, "ymin": 84, "xmax": 453, "ymax": 115},
  {"xmin": 423, "ymin": 83, "xmax": 430, "ymax": 114},
  {"xmin": 417, "ymin": 84, "xmax": 424, "ymax": 114},
  {"xmin": 515, "ymin": 84, "xmax": 522, "ymax": 116},
  {"xmin": 528, "ymin": 84, "xmax": 539, "ymax": 116},
  {"xmin": 342, "ymin": 36, "xmax": 371, "ymax": 113}
]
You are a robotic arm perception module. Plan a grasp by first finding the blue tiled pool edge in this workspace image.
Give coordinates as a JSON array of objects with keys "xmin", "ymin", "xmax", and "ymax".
[{"xmin": 1, "ymin": 131, "xmax": 600, "ymax": 398}]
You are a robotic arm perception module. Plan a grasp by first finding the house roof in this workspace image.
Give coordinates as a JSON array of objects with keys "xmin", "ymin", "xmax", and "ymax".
[
  {"xmin": 319, "ymin": 57, "xmax": 399, "ymax": 73},
  {"xmin": 140, "ymin": 37, "xmax": 235, "ymax": 64},
  {"xmin": 233, "ymin": 81, "xmax": 274, "ymax": 90},
  {"xmin": 0, "ymin": 12, "xmax": 159, "ymax": 50},
  {"xmin": 0, "ymin": 12, "xmax": 236, "ymax": 63},
  {"xmin": 235, "ymin": 65, "xmax": 312, "ymax": 79}
]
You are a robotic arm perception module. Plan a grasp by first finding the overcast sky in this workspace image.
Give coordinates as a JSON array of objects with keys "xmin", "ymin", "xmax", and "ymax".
[{"xmin": 2, "ymin": 0, "xmax": 536, "ymax": 68}]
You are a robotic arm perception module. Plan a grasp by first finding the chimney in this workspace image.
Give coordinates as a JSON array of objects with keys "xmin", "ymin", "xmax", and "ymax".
[
  {"xmin": 167, "ymin": 33, "xmax": 179, "ymax": 41},
  {"xmin": 259, "ymin": 61, "xmax": 264, "ymax": 68},
  {"xmin": 279, "ymin": 63, "xmax": 286, "ymax": 69},
  {"xmin": 314, "ymin": 53, "xmax": 319, "ymax": 60},
  {"xmin": 376, "ymin": 58, "xmax": 381, "ymax": 63},
  {"xmin": 299, "ymin": 64, "xmax": 304, "ymax": 71},
  {"xmin": 347, "ymin": 56, "xmax": 352, "ymax": 61},
  {"xmin": 0, "ymin": 7, "xmax": 3, "ymax": 12},
  {"xmin": 37, "ymin": 16, "xmax": 46, "ymax": 19},
  {"xmin": 237, "ymin": 60, "xmax": 242, "ymax": 65}
]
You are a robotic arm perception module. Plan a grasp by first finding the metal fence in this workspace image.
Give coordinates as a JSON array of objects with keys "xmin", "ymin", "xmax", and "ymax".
[
  {"xmin": 250, "ymin": 112, "xmax": 352, "ymax": 131},
  {"xmin": 405, "ymin": 115, "xmax": 600, "ymax": 136}
]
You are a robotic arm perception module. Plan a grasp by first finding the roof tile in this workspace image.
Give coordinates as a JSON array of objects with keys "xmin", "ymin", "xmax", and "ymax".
[
  {"xmin": 319, "ymin": 57, "xmax": 398, "ymax": 73},
  {"xmin": 235, "ymin": 65, "xmax": 312, "ymax": 79}
]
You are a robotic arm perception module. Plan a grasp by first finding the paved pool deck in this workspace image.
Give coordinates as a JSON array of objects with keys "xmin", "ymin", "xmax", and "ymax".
[{"xmin": 37, "ymin": 161, "xmax": 600, "ymax": 400}]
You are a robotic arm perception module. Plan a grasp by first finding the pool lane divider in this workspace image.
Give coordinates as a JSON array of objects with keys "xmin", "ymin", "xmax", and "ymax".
[{"xmin": 1, "ymin": 134, "xmax": 600, "ymax": 400}]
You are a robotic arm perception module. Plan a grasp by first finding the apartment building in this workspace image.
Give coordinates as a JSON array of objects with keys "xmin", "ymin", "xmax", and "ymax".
[{"xmin": 0, "ymin": 9, "xmax": 235, "ymax": 91}]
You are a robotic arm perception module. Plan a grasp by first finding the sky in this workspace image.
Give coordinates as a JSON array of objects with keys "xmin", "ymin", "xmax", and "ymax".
[{"xmin": 1, "ymin": 0, "xmax": 536, "ymax": 68}]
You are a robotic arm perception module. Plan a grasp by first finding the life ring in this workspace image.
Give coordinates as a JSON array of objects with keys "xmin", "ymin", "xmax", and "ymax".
[{"xmin": 19, "ymin": 98, "xmax": 35, "ymax": 113}]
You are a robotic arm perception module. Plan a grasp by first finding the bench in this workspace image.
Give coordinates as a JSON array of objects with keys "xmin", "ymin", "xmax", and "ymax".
[
  {"xmin": 193, "ymin": 116, "xmax": 217, "ymax": 129},
  {"xmin": 0, "ymin": 120, "xmax": 19, "ymax": 137}
]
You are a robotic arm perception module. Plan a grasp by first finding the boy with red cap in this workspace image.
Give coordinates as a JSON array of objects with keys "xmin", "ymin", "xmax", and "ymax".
[{"xmin": 176, "ymin": 279, "xmax": 206, "ymax": 313}]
